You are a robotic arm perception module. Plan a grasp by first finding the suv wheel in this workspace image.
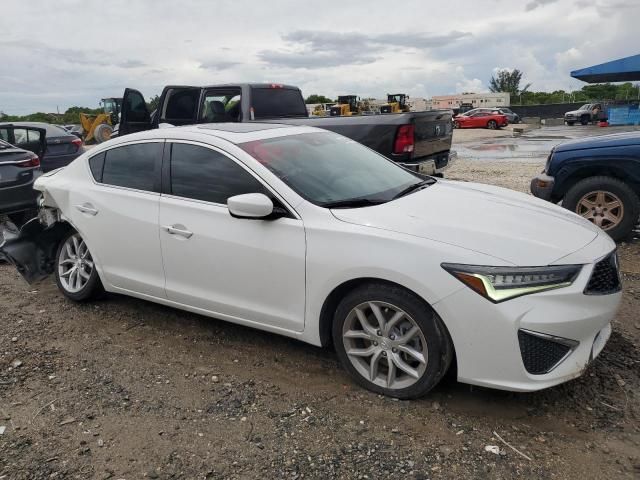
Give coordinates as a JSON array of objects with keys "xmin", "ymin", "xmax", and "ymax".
[
  {"xmin": 332, "ymin": 283, "xmax": 453, "ymax": 399},
  {"xmin": 55, "ymin": 231, "xmax": 104, "ymax": 301},
  {"xmin": 563, "ymin": 176, "xmax": 640, "ymax": 241}
]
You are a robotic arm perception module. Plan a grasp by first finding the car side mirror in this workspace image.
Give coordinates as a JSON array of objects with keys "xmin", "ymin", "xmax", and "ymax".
[{"xmin": 228, "ymin": 193, "xmax": 276, "ymax": 219}]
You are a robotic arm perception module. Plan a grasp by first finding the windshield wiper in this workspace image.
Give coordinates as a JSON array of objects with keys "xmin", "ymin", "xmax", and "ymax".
[
  {"xmin": 392, "ymin": 179, "xmax": 436, "ymax": 199},
  {"xmin": 321, "ymin": 198, "xmax": 386, "ymax": 209}
]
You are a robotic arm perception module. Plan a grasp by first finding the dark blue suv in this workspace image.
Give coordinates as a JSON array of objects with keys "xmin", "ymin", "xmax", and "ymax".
[{"xmin": 531, "ymin": 131, "xmax": 640, "ymax": 241}]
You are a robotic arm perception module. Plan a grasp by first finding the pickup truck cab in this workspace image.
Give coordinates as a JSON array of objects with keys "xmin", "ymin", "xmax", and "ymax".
[
  {"xmin": 531, "ymin": 131, "xmax": 640, "ymax": 240},
  {"xmin": 117, "ymin": 84, "xmax": 454, "ymax": 175}
]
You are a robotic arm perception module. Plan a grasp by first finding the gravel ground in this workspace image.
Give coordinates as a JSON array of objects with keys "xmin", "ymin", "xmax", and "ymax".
[{"xmin": 1, "ymin": 128, "xmax": 639, "ymax": 479}]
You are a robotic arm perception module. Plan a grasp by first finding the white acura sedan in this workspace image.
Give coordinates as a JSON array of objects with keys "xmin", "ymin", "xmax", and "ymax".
[{"xmin": 1, "ymin": 124, "xmax": 622, "ymax": 399}]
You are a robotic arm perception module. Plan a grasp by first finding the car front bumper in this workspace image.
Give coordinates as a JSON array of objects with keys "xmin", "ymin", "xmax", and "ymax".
[
  {"xmin": 530, "ymin": 172, "xmax": 555, "ymax": 201},
  {"xmin": 433, "ymin": 243, "xmax": 621, "ymax": 392}
]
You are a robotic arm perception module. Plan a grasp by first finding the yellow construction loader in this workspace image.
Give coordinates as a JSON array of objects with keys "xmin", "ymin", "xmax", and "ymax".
[
  {"xmin": 330, "ymin": 96, "xmax": 360, "ymax": 116},
  {"xmin": 79, "ymin": 97, "xmax": 122, "ymax": 144},
  {"xmin": 380, "ymin": 93, "xmax": 410, "ymax": 114}
]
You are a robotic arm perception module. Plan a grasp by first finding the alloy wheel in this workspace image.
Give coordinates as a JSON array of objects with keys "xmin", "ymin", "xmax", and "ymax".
[
  {"xmin": 342, "ymin": 301, "xmax": 428, "ymax": 390},
  {"xmin": 576, "ymin": 190, "xmax": 624, "ymax": 231},
  {"xmin": 58, "ymin": 234, "xmax": 95, "ymax": 293}
]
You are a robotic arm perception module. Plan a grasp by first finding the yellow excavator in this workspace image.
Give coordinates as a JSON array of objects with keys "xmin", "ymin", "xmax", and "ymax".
[
  {"xmin": 312, "ymin": 104, "xmax": 327, "ymax": 116},
  {"xmin": 330, "ymin": 96, "xmax": 360, "ymax": 116},
  {"xmin": 79, "ymin": 97, "xmax": 122, "ymax": 144},
  {"xmin": 380, "ymin": 93, "xmax": 410, "ymax": 114}
]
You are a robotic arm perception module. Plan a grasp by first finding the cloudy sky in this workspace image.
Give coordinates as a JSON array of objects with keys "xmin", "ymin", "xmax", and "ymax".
[{"xmin": 0, "ymin": 0, "xmax": 637, "ymax": 114}]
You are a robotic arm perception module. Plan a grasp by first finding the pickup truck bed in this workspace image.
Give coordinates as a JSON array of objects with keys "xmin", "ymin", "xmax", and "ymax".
[{"xmin": 117, "ymin": 84, "xmax": 454, "ymax": 175}]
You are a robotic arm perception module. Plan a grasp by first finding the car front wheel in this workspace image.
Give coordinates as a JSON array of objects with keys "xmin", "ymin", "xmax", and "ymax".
[
  {"xmin": 55, "ymin": 231, "xmax": 104, "ymax": 301},
  {"xmin": 563, "ymin": 176, "xmax": 640, "ymax": 241},
  {"xmin": 332, "ymin": 283, "xmax": 453, "ymax": 399}
]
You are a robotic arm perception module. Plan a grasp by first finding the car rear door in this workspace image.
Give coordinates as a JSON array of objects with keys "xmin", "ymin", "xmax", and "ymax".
[
  {"xmin": 119, "ymin": 88, "xmax": 152, "ymax": 136},
  {"xmin": 0, "ymin": 125, "xmax": 46, "ymax": 159}
]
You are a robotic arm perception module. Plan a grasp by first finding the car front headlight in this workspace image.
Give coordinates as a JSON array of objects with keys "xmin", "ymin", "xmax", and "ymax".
[{"xmin": 441, "ymin": 263, "xmax": 583, "ymax": 303}]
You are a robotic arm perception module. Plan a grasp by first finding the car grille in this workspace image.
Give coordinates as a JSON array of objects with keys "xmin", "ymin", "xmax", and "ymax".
[
  {"xmin": 518, "ymin": 330, "xmax": 575, "ymax": 375},
  {"xmin": 584, "ymin": 251, "xmax": 621, "ymax": 295}
]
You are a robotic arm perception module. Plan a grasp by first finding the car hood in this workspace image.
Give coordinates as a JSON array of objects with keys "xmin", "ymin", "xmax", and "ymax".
[
  {"xmin": 565, "ymin": 110, "xmax": 586, "ymax": 116},
  {"xmin": 331, "ymin": 180, "xmax": 600, "ymax": 266},
  {"xmin": 555, "ymin": 131, "xmax": 640, "ymax": 152}
]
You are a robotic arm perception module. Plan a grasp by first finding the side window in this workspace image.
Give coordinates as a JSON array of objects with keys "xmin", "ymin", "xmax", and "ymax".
[
  {"xmin": 162, "ymin": 89, "xmax": 200, "ymax": 123},
  {"xmin": 0, "ymin": 129, "xmax": 8, "ymax": 141},
  {"xmin": 201, "ymin": 89, "xmax": 242, "ymax": 123},
  {"xmin": 170, "ymin": 143, "xmax": 266, "ymax": 204},
  {"xmin": 102, "ymin": 143, "xmax": 161, "ymax": 192},
  {"xmin": 88, "ymin": 152, "xmax": 105, "ymax": 182}
]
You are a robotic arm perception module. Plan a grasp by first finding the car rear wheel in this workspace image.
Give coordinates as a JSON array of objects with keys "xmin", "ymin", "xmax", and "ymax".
[
  {"xmin": 55, "ymin": 231, "xmax": 104, "ymax": 301},
  {"xmin": 487, "ymin": 120, "xmax": 497, "ymax": 129},
  {"xmin": 332, "ymin": 283, "xmax": 453, "ymax": 399},
  {"xmin": 563, "ymin": 176, "xmax": 640, "ymax": 241}
]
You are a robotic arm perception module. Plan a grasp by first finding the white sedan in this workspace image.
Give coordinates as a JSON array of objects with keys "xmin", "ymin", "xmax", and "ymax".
[{"xmin": 0, "ymin": 124, "xmax": 622, "ymax": 399}]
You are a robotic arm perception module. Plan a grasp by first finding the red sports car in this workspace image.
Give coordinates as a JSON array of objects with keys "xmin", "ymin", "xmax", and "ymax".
[{"xmin": 453, "ymin": 110, "xmax": 508, "ymax": 129}]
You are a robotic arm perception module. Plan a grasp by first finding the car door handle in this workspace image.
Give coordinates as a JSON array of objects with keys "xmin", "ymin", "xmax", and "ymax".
[
  {"xmin": 163, "ymin": 225, "xmax": 193, "ymax": 239},
  {"xmin": 74, "ymin": 204, "xmax": 98, "ymax": 216}
]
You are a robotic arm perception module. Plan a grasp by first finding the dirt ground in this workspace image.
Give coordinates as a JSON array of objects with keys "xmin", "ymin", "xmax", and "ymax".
[{"xmin": 1, "ymin": 127, "xmax": 639, "ymax": 479}]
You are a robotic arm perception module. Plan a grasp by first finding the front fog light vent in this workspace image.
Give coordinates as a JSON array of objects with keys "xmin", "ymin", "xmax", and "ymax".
[{"xmin": 518, "ymin": 329, "xmax": 578, "ymax": 375}]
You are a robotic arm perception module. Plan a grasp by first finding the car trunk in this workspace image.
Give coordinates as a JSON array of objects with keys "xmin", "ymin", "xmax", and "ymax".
[
  {"xmin": 0, "ymin": 150, "xmax": 37, "ymax": 188},
  {"xmin": 46, "ymin": 136, "xmax": 80, "ymax": 156}
]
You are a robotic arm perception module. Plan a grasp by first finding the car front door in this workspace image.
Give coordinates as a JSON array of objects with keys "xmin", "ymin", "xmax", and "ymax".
[
  {"xmin": 158, "ymin": 141, "xmax": 306, "ymax": 332},
  {"xmin": 119, "ymin": 88, "xmax": 152, "ymax": 136},
  {"xmin": 469, "ymin": 112, "xmax": 488, "ymax": 127},
  {"xmin": 0, "ymin": 125, "xmax": 47, "ymax": 159},
  {"xmin": 69, "ymin": 140, "xmax": 166, "ymax": 297}
]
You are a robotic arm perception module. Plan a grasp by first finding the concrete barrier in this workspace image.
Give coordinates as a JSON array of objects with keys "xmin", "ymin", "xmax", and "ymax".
[
  {"xmin": 541, "ymin": 118, "xmax": 565, "ymax": 126},
  {"xmin": 521, "ymin": 117, "xmax": 541, "ymax": 125}
]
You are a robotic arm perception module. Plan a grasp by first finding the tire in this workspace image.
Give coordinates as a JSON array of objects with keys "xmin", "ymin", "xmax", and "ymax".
[
  {"xmin": 93, "ymin": 123, "xmax": 113, "ymax": 144},
  {"xmin": 563, "ymin": 176, "xmax": 640, "ymax": 241},
  {"xmin": 54, "ymin": 231, "xmax": 104, "ymax": 302},
  {"xmin": 487, "ymin": 120, "xmax": 497, "ymax": 129},
  {"xmin": 332, "ymin": 283, "xmax": 453, "ymax": 399},
  {"xmin": 580, "ymin": 115, "xmax": 590, "ymax": 126},
  {"xmin": 453, "ymin": 121, "xmax": 460, "ymax": 129}
]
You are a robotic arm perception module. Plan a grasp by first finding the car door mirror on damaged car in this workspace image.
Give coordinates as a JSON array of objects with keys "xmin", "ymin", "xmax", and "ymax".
[{"xmin": 227, "ymin": 193, "xmax": 288, "ymax": 220}]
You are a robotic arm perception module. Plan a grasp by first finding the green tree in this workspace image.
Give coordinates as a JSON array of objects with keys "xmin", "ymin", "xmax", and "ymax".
[
  {"xmin": 489, "ymin": 69, "xmax": 531, "ymax": 97},
  {"xmin": 147, "ymin": 95, "xmax": 160, "ymax": 111},
  {"xmin": 305, "ymin": 94, "xmax": 333, "ymax": 104}
]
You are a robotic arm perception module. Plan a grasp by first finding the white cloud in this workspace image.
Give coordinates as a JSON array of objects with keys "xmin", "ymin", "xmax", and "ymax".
[{"xmin": 0, "ymin": 0, "xmax": 639, "ymax": 114}]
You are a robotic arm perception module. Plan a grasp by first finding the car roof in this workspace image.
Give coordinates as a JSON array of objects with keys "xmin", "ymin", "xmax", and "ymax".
[{"xmin": 100, "ymin": 123, "xmax": 321, "ymax": 152}]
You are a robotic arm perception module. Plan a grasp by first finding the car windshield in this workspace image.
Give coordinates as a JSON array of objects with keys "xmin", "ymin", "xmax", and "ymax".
[
  {"xmin": 579, "ymin": 104, "xmax": 592, "ymax": 110},
  {"xmin": 239, "ymin": 131, "xmax": 427, "ymax": 207}
]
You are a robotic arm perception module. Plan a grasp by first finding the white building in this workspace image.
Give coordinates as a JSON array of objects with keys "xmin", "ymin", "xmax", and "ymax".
[{"xmin": 431, "ymin": 92, "xmax": 510, "ymax": 109}]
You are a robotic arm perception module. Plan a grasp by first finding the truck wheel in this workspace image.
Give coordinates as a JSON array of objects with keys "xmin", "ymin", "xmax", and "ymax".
[
  {"xmin": 93, "ymin": 123, "xmax": 113, "ymax": 143},
  {"xmin": 580, "ymin": 115, "xmax": 590, "ymax": 126},
  {"xmin": 566, "ymin": 121, "xmax": 575, "ymax": 126},
  {"xmin": 486, "ymin": 120, "xmax": 497, "ymax": 129},
  {"xmin": 332, "ymin": 283, "xmax": 453, "ymax": 399},
  {"xmin": 563, "ymin": 176, "xmax": 639, "ymax": 241}
]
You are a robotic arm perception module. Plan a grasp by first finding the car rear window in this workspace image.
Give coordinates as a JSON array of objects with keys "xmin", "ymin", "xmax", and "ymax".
[{"xmin": 250, "ymin": 87, "xmax": 308, "ymax": 119}]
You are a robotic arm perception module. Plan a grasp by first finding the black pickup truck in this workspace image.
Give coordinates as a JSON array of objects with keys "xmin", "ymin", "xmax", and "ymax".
[{"xmin": 116, "ymin": 84, "xmax": 454, "ymax": 175}]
